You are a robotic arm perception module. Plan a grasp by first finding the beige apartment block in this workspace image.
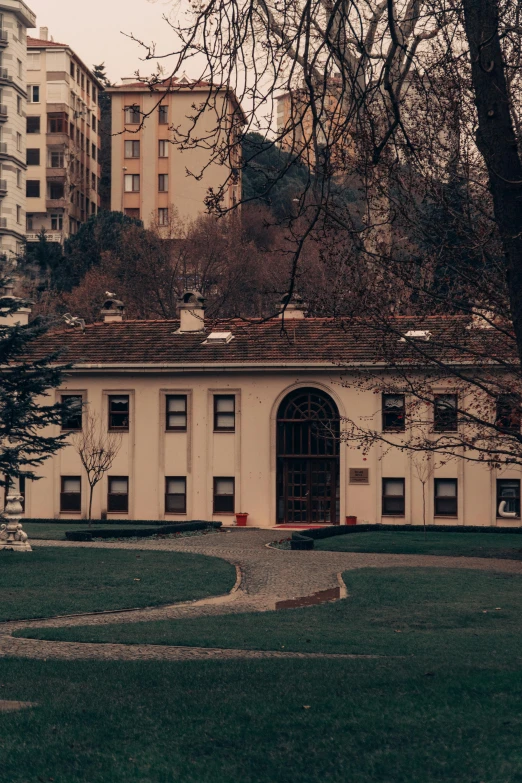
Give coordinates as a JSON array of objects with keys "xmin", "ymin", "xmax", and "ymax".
[
  {"xmin": 24, "ymin": 28, "xmax": 102, "ymax": 243},
  {"xmin": 108, "ymin": 78, "xmax": 244, "ymax": 230},
  {"xmin": 0, "ymin": 1, "xmax": 35, "ymax": 262},
  {"xmin": 4, "ymin": 294, "xmax": 522, "ymax": 529}
]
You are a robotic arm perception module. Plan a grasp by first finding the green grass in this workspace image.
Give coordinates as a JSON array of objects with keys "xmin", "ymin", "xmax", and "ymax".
[
  {"xmin": 0, "ymin": 547, "xmax": 235, "ymax": 621},
  {"xmin": 1, "ymin": 656, "xmax": 522, "ymax": 783},
  {"xmin": 18, "ymin": 568, "xmax": 522, "ymax": 662},
  {"xmin": 23, "ymin": 522, "xmax": 159, "ymax": 540},
  {"xmin": 315, "ymin": 530, "xmax": 522, "ymax": 558}
]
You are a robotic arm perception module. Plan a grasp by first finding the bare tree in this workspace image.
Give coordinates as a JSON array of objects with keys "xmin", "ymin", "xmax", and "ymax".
[{"xmin": 73, "ymin": 408, "xmax": 122, "ymax": 523}]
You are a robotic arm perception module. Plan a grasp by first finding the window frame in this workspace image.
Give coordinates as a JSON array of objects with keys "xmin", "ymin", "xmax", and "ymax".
[
  {"xmin": 496, "ymin": 479, "xmax": 521, "ymax": 519},
  {"xmin": 158, "ymin": 105, "xmax": 168, "ymax": 124},
  {"xmin": 60, "ymin": 394, "xmax": 83, "ymax": 432},
  {"xmin": 124, "ymin": 173, "xmax": 140, "ymax": 193},
  {"xmin": 434, "ymin": 478, "xmax": 458, "ymax": 517},
  {"xmin": 382, "ymin": 394, "xmax": 406, "ymax": 432},
  {"xmin": 213, "ymin": 477, "xmax": 235, "ymax": 514},
  {"xmin": 108, "ymin": 395, "xmax": 130, "ymax": 432},
  {"xmin": 107, "ymin": 476, "xmax": 129, "ymax": 513},
  {"xmin": 124, "ymin": 105, "xmax": 141, "ymax": 125},
  {"xmin": 434, "ymin": 394, "xmax": 458, "ymax": 432},
  {"xmin": 60, "ymin": 475, "xmax": 81, "ymax": 513},
  {"xmin": 158, "ymin": 139, "xmax": 169, "ymax": 158},
  {"xmin": 382, "ymin": 477, "xmax": 405, "ymax": 516},
  {"xmin": 158, "ymin": 173, "xmax": 168, "ymax": 192},
  {"xmin": 165, "ymin": 394, "xmax": 187, "ymax": 432},
  {"xmin": 26, "ymin": 115, "xmax": 40, "ymax": 134},
  {"xmin": 124, "ymin": 139, "xmax": 140, "ymax": 159},
  {"xmin": 158, "ymin": 207, "xmax": 169, "ymax": 226},
  {"xmin": 495, "ymin": 394, "xmax": 521, "ymax": 435},
  {"xmin": 26, "ymin": 179, "xmax": 40, "ymax": 198},
  {"xmin": 214, "ymin": 395, "xmax": 236, "ymax": 432},
  {"xmin": 165, "ymin": 476, "xmax": 187, "ymax": 514}
]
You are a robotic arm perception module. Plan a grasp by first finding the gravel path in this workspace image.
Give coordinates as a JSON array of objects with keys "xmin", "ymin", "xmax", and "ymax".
[{"xmin": 2, "ymin": 528, "xmax": 522, "ymax": 662}]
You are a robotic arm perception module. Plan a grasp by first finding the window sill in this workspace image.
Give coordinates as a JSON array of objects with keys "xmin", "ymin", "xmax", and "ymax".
[{"xmin": 213, "ymin": 430, "xmax": 235, "ymax": 434}]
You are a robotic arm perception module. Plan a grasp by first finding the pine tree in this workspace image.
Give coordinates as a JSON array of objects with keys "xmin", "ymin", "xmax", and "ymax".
[{"xmin": 0, "ymin": 276, "xmax": 70, "ymax": 490}]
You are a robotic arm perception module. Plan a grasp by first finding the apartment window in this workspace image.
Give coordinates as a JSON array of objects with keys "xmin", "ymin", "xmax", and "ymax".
[
  {"xmin": 91, "ymin": 143, "xmax": 96, "ymax": 160},
  {"xmin": 16, "ymin": 169, "xmax": 21, "ymax": 188},
  {"xmin": 158, "ymin": 139, "xmax": 169, "ymax": 158},
  {"xmin": 92, "ymin": 87, "xmax": 97, "ymax": 103},
  {"xmin": 496, "ymin": 395, "xmax": 521, "ymax": 434},
  {"xmin": 166, "ymin": 395, "xmax": 187, "ymax": 431},
  {"xmin": 16, "ymin": 24, "xmax": 22, "ymax": 42},
  {"xmin": 108, "ymin": 477, "xmax": 129, "ymax": 513},
  {"xmin": 92, "ymin": 115, "xmax": 96, "ymax": 132},
  {"xmin": 16, "ymin": 133, "xmax": 22, "ymax": 152},
  {"xmin": 27, "ymin": 116, "xmax": 40, "ymax": 134},
  {"xmin": 382, "ymin": 394, "xmax": 405, "ymax": 432},
  {"xmin": 87, "ymin": 81, "xmax": 90, "ymax": 97},
  {"xmin": 159, "ymin": 105, "xmax": 168, "ymax": 124},
  {"xmin": 16, "ymin": 96, "xmax": 21, "ymax": 115},
  {"xmin": 90, "ymin": 172, "xmax": 96, "ymax": 191},
  {"xmin": 158, "ymin": 208, "xmax": 169, "ymax": 226},
  {"xmin": 124, "ymin": 208, "xmax": 140, "ymax": 219},
  {"xmin": 76, "ymin": 67, "xmax": 80, "ymax": 83},
  {"xmin": 434, "ymin": 478, "xmax": 458, "ymax": 517},
  {"xmin": 124, "ymin": 140, "xmax": 140, "ymax": 158},
  {"xmin": 382, "ymin": 478, "xmax": 405, "ymax": 516},
  {"xmin": 158, "ymin": 173, "xmax": 169, "ymax": 192},
  {"xmin": 91, "ymin": 201, "xmax": 96, "ymax": 215},
  {"xmin": 60, "ymin": 477, "xmax": 81, "ymax": 512},
  {"xmin": 16, "ymin": 205, "xmax": 21, "ymax": 224},
  {"xmin": 49, "ymin": 182, "xmax": 64, "ymax": 199},
  {"xmin": 497, "ymin": 479, "xmax": 520, "ymax": 518},
  {"xmin": 434, "ymin": 394, "xmax": 458, "ymax": 432},
  {"xmin": 28, "ymin": 53, "xmax": 40, "ymax": 71},
  {"xmin": 61, "ymin": 395, "xmax": 83, "ymax": 431},
  {"xmin": 214, "ymin": 395, "xmax": 235, "ymax": 431},
  {"xmin": 49, "ymin": 149, "xmax": 65, "ymax": 168},
  {"xmin": 26, "ymin": 180, "xmax": 40, "ymax": 198},
  {"xmin": 213, "ymin": 478, "xmax": 235, "ymax": 513},
  {"xmin": 124, "ymin": 105, "xmax": 141, "ymax": 124},
  {"xmin": 26, "ymin": 214, "xmax": 33, "ymax": 230},
  {"xmin": 70, "ymin": 61, "xmax": 75, "ymax": 78},
  {"xmin": 81, "ymin": 73, "xmax": 85, "ymax": 90},
  {"xmin": 17, "ymin": 58, "xmax": 22, "ymax": 79},
  {"xmin": 28, "ymin": 85, "xmax": 39, "ymax": 103},
  {"xmin": 51, "ymin": 214, "xmax": 63, "ymax": 231},
  {"xmin": 48, "ymin": 113, "xmax": 68, "ymax": 134},
  {"xmin": 108, "ymin": 395, "xmax": 129, "ymax": 431},
  {"xmin": 165, "ymin": 477, "xmax": 187, "ymax": 513},
  {"xmin": 124, "ymin": 174, "xmax": 140, "ymax": 192}
]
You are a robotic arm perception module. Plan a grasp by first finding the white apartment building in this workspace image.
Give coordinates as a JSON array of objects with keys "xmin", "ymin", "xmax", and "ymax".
[
  {"xmin": 0, "ymin": 1, "xmax": 35, "ymax": 262},
  {"xmin": 25, "ymin": 28, "xmax": 102, "ymax": 243}
]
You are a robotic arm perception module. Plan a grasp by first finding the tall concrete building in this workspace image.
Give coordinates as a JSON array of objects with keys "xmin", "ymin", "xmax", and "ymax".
[
  {"xmin": 0, "ymin": 1, "xmax": 35, "ymax": 262},
  {"xmin": 108, "ymin": 77, "xmax": 244, "ymax": 231},
  {"xmin": 24, "ymin": 28, "xmax": 103, "ymax": 243}
]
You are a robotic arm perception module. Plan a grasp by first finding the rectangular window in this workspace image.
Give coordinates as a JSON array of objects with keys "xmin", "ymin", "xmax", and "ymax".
[
  {"xmin": 158, "ymin": 139, "xmax": 169, "ymax": 157},
  {"xmin": 496, "ymin": 395, "xmax": 521, "ymax": 434},
  {"xmin": 16, "ymin": 95, "xmax": 21, "ymax": 115},
  {"xmin": 214, "ymin": 395, "xmax": 235, "ymax": 431},
  {"xmin": 16, "ymin": 169, "xmax": 21, "ymax": 188},
  {"xmin": 28, "ymin": 85, "xmax": 39, "ymax": 103},
  {"xmin": 61, "ymin": 394, "xmax": 82, "ymax": 431},
  {"xmin": 165, "ymin": 477, "xmax": 187, "ymax": 513},
  {"xmin": 26, "ymin": 148, "xmax": 40, "ymax": 165},
  {"xmin": 60, "ymin": 476, "xmax": 81, "ymax": 512},
  {"xmin": 92, "ymin": 115, "xmax": 96, "ymax": 132},
  {"xmin": 26, "ymin": 214, "xmax": 33, "ymax": 230},
  {"xmin": 27, "ymin": 116, "xmax": 40, "ymax": 134},
  {"xmin": 166, "ymin": 395, "xmax": 187, "ymax": 431},
  {"xmin": 108, "ymin": 477, "xmax": 129, "ymax": 513},
  {"xmin": 49, "ymin": 149, "xmax": 64, "ymax": 168},
  {"xmin": 17, "ymin": 58, "xmax": 22, "ymax": 78},
  {"xmin": 124, "ymin": 105, "xmax": 141, "ymax": 124},
  {"xmin": 108, "ymin": 395, "xmax": 129, "ymax": 431},
  {"xmin": 434, "ymin": 394, "xmax": 458, "ymax": 432},
  {"xmin": 434, "ymin": 478, "xmax": 458, "ymax": 517},
  {"xmin": 158, "ymin": 207, "xmax": 169, "ymax": 226},
  {"xmin": 124, "ymin": 174, "xmax": 140, "ymax": 192},
  {"xmin": 91, "ymin": 172, "xmax": 96, "ymax": 191},
  {"xmin": 124, "ymin": 140, "xmax": 140, "ymax": 158},
  {"xmin": 382, "ymin": 478, "xmax": 405, "ymax": 516},
  {"xmin": 382, "ymin": 394, "xmax": 405, "ymax": 432},
  {"xmin": 16, "ymin": 205, "xmax": 21, "ymax": 224},
  {"xmin": 158, "ymin": 173, "xmax": 168, "ymax": 192},
  {"xmin": 213, "ymin": 477, "xmax": 235, "ymax": 513},
  {"xmin": 16, "ymin": 133, "xmax": 22, "ymax": 152},
  {"xmin": 26, "ymin": 180, "xmax": 40, "ymax": 198},
  {"xmin": 92, "ymin": 143, "xmax": 96, "ymax": 160},
  {"xmin": 497, "ymin": 479, "xmax": 521, "ymax": 519},
  {"xmin": 48, "ymin": 182, "xmax": 64, "ymax": 199},
  {"xmin": 48, "ymin": 113, "xmax": 67, "ymax": 133},
  {"xmin": 159, "ymin": 105, "xmax": 168, "ymax": 124},
  {"xmin": 28, "ymin": 53, "xmax": 40, "ymax": 71},
  {"xmin": 124, "ymin": 208, "xmax": 140, "ymax": 219},
  {"xmin": 51, "ymin": 213, "xmax": 63, "ymax": 231},
  {"xmin": 70, "ymin": 60, "xmax": 75, "ymax": 77}
]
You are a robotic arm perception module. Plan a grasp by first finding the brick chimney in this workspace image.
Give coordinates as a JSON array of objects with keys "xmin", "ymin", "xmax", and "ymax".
[
  {"xmin": 39, "ymin": 27, "xmax": 49, "ymax": 41},
  {"xmin": 100, "ymin": 297, "xmax": 125, "ymax": 323},
  {"xmin": 178, "ymin": 290, "xmax": 206, "ymax": 332}
]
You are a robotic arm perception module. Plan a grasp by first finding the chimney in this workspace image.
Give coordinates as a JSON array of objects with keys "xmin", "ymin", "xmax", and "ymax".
[
  {"xmin": 0, "ymin": 281, "xmax": 32, "ymax": 326},
  {"xmin": 278, "ymin": 292, "xmax": 306, "ymax": 320},
  {"xmin": 39, "ymin": 27, "xmax": 49, "ymax": 41},
  {"xmin": 178, "ymin": 290, "xmax": 206, "ymax": 332},
  {"xmin": 100, "ymin": 297, "xmax": 125, "ymax": 323}
]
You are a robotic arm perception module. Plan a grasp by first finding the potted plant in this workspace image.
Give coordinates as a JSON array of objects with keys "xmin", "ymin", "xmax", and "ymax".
[{"xmin": 235, "ymin": 512, "xmax": 249, "ymax": 527}]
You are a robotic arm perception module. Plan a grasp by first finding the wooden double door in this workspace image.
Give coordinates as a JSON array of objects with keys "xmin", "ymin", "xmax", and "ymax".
[{"xmin": 280, "ymin": 457, "xmax": 339, "ymax": 524}]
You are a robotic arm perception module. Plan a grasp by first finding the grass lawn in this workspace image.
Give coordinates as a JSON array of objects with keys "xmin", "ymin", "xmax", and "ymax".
[
  {"xmin": 0, "ymin": 547, "xmax": 235, "ymax": 621},
  {"xmin": 23, "ymin": 523, "xmax": 160, "ymax": 540},
  {"xmin": 315, "ymin": 529, "xmax": 522, "ymax": 558}
]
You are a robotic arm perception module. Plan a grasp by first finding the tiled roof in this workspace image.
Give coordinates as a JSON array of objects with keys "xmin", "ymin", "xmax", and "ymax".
[
  {"xmin": 25, "ymin": 315, "xmax": 512, "ymax": 370},
  {"xmin": 27, "ymin": 37, "xmax": 69, "ymax": 48},
  {"xmin": 109, "ymin": 77, "xmax": 213, "ymax": 91}
]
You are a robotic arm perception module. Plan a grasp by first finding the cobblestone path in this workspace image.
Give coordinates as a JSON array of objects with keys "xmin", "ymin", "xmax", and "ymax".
[{"xmin": 2, "ymin": 528, "xmax": 522, "ymax": 662}]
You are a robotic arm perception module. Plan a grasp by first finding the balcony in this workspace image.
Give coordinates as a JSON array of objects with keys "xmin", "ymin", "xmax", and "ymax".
[
  {"xmin": 0, "ymin": 105, "xmax": 8, "ymax": 122},
  {"xmin": 0, "ymin": 30, "xmax": 8, "ymax": 47},
  {"xmin": 26, "ymin": 231, "xmax": 63, "ymax": 244},
  {"xmin": 46, "ymin": 132, "xmax": 68, "ymax": 146},
  {"xmin": 46, "ymin": 167, "xmax": 66, "ymax": 181},
  {"xmin": 46, "ymin": 198, "xmax": 67, "ymax": 210},
  {"xmin": 0, "ymin": 180, "xmax": 7, "ymax": 195}
]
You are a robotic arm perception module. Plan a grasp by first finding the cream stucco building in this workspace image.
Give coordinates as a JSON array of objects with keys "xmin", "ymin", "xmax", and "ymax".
[
  {"xmin": 108, "ymin": 77, "xmax": 244, "ymax": 230},
  {"xmin": 5, "ymin": 293, "xmax": 522, "ymax": 529}
]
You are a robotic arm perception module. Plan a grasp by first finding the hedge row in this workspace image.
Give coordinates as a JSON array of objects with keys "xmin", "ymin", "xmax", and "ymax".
[
  {"xmin": 22, "ymin": 518, "xmax": 219, "ymax": 527},
  {"xmin": 289, "ymin": 522, "xmax": 522, "ymax": 550},
  {"xmin": 65, "ymin": 521, "xmax": 222, "ymax": 541}
]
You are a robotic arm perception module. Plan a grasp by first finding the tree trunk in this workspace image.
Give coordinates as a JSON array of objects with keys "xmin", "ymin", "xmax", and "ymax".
[
  {"xmin": 88, "ymin": 484, "xmax": 94, "ymax": 527},
  {"xmin": 461, "ymin": 0, "xmax": 522, "ymax": 364}
]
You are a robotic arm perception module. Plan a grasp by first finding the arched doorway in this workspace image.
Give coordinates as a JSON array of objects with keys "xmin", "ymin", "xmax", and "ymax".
[{"xmin": 276, "ymin": 388, "xmax": 340, "ymax": 524}]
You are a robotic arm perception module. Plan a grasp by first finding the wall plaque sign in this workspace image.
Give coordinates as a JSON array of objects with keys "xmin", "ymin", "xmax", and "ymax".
[{"xmin": 349, "ymin": 468, "xmax": 369, "ymax": 484}]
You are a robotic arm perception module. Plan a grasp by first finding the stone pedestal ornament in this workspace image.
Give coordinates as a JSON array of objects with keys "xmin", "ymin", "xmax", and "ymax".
[{"xmin": 0, "ymin": 492, "xmax": 31, "ymax": 552}]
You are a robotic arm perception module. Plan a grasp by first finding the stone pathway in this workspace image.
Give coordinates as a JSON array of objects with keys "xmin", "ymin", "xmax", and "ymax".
[{"xmin": 2, "ymin": 528, "xmax": 522, "ymax": 662}]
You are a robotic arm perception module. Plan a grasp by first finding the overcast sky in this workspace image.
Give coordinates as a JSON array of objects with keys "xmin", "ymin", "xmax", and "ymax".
[{"xmin": 28, "ymin": 0, "xmax": 181, "ymax": 83}]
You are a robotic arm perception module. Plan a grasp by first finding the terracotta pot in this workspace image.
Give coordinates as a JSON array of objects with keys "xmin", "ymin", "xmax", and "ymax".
[
  {"xmin": 236, "ymin": 512, "xmax": 248, "ymax": 527},
  {"xmin": 345, "ymin": 515, "xmax": 357, "ymax": 526}
]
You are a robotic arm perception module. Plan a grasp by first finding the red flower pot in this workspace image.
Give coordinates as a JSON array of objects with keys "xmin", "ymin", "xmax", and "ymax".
[
  {"xmin": 236, "ymin": 513, "xmax": 248, "ymax": 527},
  {"xmin": 345, "ymin": 516, "xmax": 357, "ymax": 526}
]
